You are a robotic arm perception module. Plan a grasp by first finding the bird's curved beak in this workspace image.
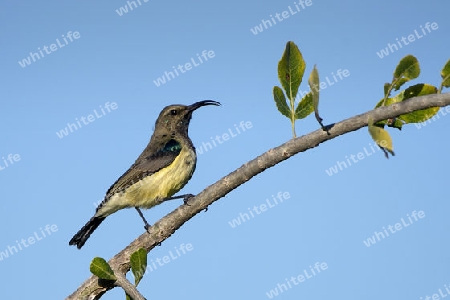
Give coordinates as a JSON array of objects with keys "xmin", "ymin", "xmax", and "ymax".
[{"xmin": 188, "ymin": 100, "xmax": 221, "ymax": 112}]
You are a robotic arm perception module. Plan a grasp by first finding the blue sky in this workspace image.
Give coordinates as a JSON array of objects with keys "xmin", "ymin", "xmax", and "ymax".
[{"xmin": 1, "ymin": 0, "xmax": 449, "ymax": 299}]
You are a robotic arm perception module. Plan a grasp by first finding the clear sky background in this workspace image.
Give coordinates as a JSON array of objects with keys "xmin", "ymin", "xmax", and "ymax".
[{"xmin": 1, "ymin": 0, "xmax": 449, "ymax": 299}]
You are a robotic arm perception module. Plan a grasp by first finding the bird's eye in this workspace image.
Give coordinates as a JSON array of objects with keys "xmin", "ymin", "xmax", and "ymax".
[{"xmin": 170, "ymin": 109, "xmax": 177, "ymax": 115}]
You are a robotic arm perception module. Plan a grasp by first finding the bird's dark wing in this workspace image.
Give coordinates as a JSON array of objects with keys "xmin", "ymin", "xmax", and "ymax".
[{"xmin": 101, "ymin": 139, "xmax": 181, "ymax": 205}]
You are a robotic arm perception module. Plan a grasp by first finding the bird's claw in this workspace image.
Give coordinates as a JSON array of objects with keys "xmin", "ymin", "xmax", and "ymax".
[{"xmin": 183, "ymin": 194, "xmax": 195, "ymax": 206}]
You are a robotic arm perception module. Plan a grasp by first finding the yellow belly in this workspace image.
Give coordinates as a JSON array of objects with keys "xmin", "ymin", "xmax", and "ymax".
[{"xmin": 96, "ymin": 147, "xmax": 196, "ymax": 217}]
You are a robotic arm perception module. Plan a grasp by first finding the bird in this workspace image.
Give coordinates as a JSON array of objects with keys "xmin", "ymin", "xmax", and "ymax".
[{"xmin": 69, "ymin": 100, "xmax": 221, "ymax": 249}]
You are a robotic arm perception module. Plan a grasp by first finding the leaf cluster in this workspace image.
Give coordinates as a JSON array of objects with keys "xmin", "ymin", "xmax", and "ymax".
[
  {"xmin": 272, "ymin": 42, "xmax": 450, "ymax": 157},
  {"xmin": 90, "ymin": 248, "xmax": 148, "ymax": 300},
  {"xmin": 273, "ymin": 41, "xmax": 324, "ymax": 138},
  {"xmin": 369, "ymin": 55, "xmax": 450, "ymax": 157}
]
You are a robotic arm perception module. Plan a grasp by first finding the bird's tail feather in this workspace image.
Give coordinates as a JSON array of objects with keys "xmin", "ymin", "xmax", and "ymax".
[{"xmin": 69, "ymin": 216, "xmax": 105, "ymax": 249}]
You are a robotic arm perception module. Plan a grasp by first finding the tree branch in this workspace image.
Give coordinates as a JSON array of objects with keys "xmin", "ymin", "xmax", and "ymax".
[
  {"xmin": 67, "ymin": 93, "xmax": 450, "ymax": 300},
  {"xmin": 114, "ymin": 272, "xmax": 146, "ymax": 300}
]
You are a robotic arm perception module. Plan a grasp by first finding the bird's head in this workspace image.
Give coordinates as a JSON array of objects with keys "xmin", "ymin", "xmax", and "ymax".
[{"xmin": 154, "ymin": 100, "xmax": 221, "ymax": 136}]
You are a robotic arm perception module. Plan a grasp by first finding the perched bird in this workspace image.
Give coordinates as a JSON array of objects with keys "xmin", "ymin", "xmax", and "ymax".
[{"xmin": 69, "ymin": 100, "xmax": 221, "ymax": 249}]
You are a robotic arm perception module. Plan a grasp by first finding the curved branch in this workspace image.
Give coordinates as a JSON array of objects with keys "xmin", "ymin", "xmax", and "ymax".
[
  {"xmin": 67, "ymin": 93, "xmax": 450, "ymax": 300},
  {"xmin": 114, "ymin": 272, "xmax": 145, "ymax": 300}
]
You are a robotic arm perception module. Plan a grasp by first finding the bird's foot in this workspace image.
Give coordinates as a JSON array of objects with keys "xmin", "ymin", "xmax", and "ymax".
[
  {"xmin": 322, "ymin": 123, "xmax": 334, "ymax": 135},
  {"xmin": 136, "ymin": 207, "xmax": 152, "ymax": 233},
  {"xmin": 183, "ymin": 194, "xmax": 195, "ymax": 206}
]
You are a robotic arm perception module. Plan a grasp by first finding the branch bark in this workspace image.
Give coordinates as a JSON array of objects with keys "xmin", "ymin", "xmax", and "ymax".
[
  {"xmin": 114, "ymin": 272, "xmax": 146, "ymax": 300},
  {"xmin": 67, "ymin": 93, "xmax": 450, "ymax": 300}
]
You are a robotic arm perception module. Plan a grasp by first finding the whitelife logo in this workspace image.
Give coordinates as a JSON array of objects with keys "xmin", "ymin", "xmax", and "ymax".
[
  {"xmin": 325, "ymin": 142, "xmax": 386, "ymax": 176},
  {"xmin": 0, "ymin": 154, "xmax": 21, "ymax": 172},
  {"xmin": 0, "ymin": 224, "xmax": 58, "ymax": 262},
  {"xmin": 363, "ymin": 210, "xmax": 425, "ymax": 247},
  {"xmin": 115, "ymin": 0, "xmax": 149, "ymax": 16},
  {"xmin": 153, "ymin": 50, "xmax": 215, "ymax": 87},
  {"xmin": 250, "ymin": 0, "xmax": 313, "ymax": 35},
  {"xmin": 197, "ymin": 121, "xmax": 253, "ymax": 155},
  {"xmin": 420, "ymin": 281, "xmax": 450, "ymax": 300},
  {"xmin": 265, "ymin": 262, "xmax": 328, "ymax": 298},
  {"xmin": 228, "ymin": 192, "xmax": 290, "ymax": 228},
  {"xmin": 18, "ymin": 31, "xmax": 81, "ymax": 68},
  {"xmin": 415, "ymin": 106, "xmax": 450, "ymax": 129},
  {"xmin": 55, "ymin": 102, "xmax": 118, "ymax": 139},
  {"xmin": 376, "ymin": 22, "xmax": 438, "ymax": 58},
  {"xmin": 143, "ymin": 243, "xmax": 193, "ymax": 273},
  {"xmin": 297, "ymin": 68, "xmax": 349, "ymax": 101}
]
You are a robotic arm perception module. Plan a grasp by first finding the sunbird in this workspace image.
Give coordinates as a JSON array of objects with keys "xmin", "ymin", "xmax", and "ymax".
[{"xmin": 69, "ymin": 100, "xmax": 221, "ymax": 249}]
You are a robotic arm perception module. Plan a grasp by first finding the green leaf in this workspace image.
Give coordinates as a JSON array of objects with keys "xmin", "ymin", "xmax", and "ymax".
[
  {"xmin": 278, "ymin": 41, "xmax": 306, "ymax": 102},
  {"xmin": 441, "ymin": 58, "xmax": 450, "ymax": 89},
  {"xmin": 308, "ymin": 65, "xmax": 323, "ymax": 127},
  {"xmin": 126, "ymin": 293, "xmax": 132, "ymax": 300},
  {"xmin": 384, "ymin": 83, "xmax": 390, "ymax": 98},
  {"xmin": 130, "ymin": 248, "xmax": 147, "ymax": 286},
  {"xmin": 375, "ymin": 83, "xmax": 439, "ymax": 125},
  {"xmin": 392, "ymin": 55, "xmax": 420, "ymax": 90},
  {"xmin": 375, "ymin": 83, "xmax": 437, "ymax": 107},
  {"xmin": 400, "ymin": 107, "xmax": 440, "ymax": 124},
  {"xmin": 294, "ymin": 92, "xmax": 314, "ymax": 119},
  {"xmin": 375, "ymin": 95, "xmax": 396, "ymax": 108},
  {"xmin": 397, "ymin": 84, "xmax": 439, "ymax": 123},
  {"xmin": 90, "ymin": 257, "xmax": 117, "ymax": 281},
  {"xmin": 392, "ymin": 78, "xmax": 409, "ymax": 91},
  {"xmin": 402, "ymin": 83, "xmax": 437, "ymax": 100},
  {"xmin": 273, "ymin": 86, "xmax": 291, "ymax": 119},
  {"xmin": 368, "ymin": 118, "xmax": 395, "ymax": 158}
]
